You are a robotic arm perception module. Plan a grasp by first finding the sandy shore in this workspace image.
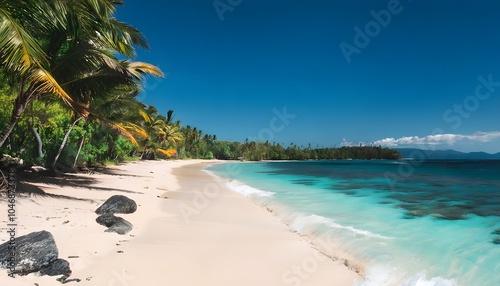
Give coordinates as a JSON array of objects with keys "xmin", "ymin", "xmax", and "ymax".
[{"xmin": 0, "ymin": 160, "xmax": 360, "ymax": 285}]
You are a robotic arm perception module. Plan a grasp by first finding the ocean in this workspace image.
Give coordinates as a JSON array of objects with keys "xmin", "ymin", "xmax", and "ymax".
[{"xmin": 207, "ymin": 160, "xmax": 500, "ymax": 286}]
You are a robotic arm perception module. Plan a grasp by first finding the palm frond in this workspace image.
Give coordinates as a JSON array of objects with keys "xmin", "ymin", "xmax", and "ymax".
[
  {"xmin": 139, "ymin": 108, "xmax": 151, "ymax": 124},
  {"xmin": 107, "ymin": 121, "xmax": 147, "ymax": 146},
  {"xmin": 157, "ymin": 148, "xmax": 177, "ymax": 157},
  {"xmin": 124, "ymin": 61, "xmax": 164, "ymax": 79},
  {"xmin": 28, "ymin": 67, "xmax": 89, "ymax": 117},
  {"xmin": 111, "ymin": 123, "xmax": 139, "ymax": 145},
  {"xmin": 29, "ymin": 68, "xmax": 72, "ymax": 102},
  {"xmin": 0, "ymin": 6, "xmax": 48, "ymax": 72},
  {"xmin": 125, "ymin": 122, "xmax": 148, "ymax": 139},
  {"xmin": 110, "ymin": 19, "xmax": 149, "ymax": 49}
]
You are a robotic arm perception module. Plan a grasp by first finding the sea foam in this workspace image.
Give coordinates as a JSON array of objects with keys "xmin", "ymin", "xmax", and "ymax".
[
  {"xmin": 226, "ymin": 180, "xmax": 275, "ymax": 198},
  {"xmin": 291, "ymin": 214, "xmax": 393, "ymax": 240},
  {"xmin": 355, "ymin": 268, "xmax": 457, "ymax": 286},
  {"xmin": 403, "ymin": 272, "xmax": 457, "ymax": 286}
]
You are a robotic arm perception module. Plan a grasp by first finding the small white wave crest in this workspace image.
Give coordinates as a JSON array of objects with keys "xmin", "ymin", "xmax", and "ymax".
[
  {"xmin": 291, "ymin": 214, "xmax": 393, "ymax": 240},
  {"xmin": 403, "ymin": 272, "xmax": 457, "ymax": 286},
  {"xmin": 226, "ymin": 181, "xmax": 275, "ymax": 198},
  {"xmin": 356, "ymin": 269, "xmax": 457, "ymax": 286}
]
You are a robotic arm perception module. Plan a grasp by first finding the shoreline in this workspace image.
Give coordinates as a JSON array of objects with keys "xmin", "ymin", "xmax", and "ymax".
[
  {"xmin": 0, "ymin": 159, "xmax": 360, "ymax": 285},
  {"xmin": 205, "ymin": 162, "xmax": 365, "ymax": 276}
]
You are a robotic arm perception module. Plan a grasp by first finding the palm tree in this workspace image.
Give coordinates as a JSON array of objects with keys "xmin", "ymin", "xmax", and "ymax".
[
  {"xmin": 0, "ymin": 0, "xmax": 74, "ymax": 147},
  {"xmin": 0, "ymin": 0, "xmax": 162, "ymax": 170},
  {"xmin": 0, "ymin": 0, "xmax": 151, "ymax": 148},
  {"xmin": 140, "ymin": 108, "xmax": 184, "ymax": 159},
  {"xmin": 157, "ymin": 122, "xmax": 184, "ymax": 149},
  {"xmin": 140, "ymin": 106, "xmax": 162, "ymax": 159},
  {"xmin": 158, "ymin": 110, "xmax": 184, "ymax": 148},
  {"xmin": 70, "ymin": 91, "xmax": 149, "ymax": 169},
  {"xmin": 51, "ymin": 60, "xmax": 163, "ymax": 170}
]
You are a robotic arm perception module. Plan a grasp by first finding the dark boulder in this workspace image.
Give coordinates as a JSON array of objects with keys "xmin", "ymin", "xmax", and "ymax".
[
  {"xmin": 96, "ymin": 213, "xmax": 119, "ymax": 227},
  {"xmin": 39, "ymin": 258, "xmax": 72, "ymax": 276},
  {"xmin": 0, "ymin": 231, "xmax": 58, "ymax": 275},
  {"xmin": 95, "ymin": 195, "xmax": 137, "ymax": 215},
  {"xmin": 106, "ymin": 221, "xmax": 133, "ymax": 235},
  {"xmin": 96, "ymin": 214, "xmax": 133, "ymax": 235}
]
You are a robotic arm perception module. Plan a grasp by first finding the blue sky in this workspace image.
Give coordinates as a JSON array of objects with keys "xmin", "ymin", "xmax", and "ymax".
[{"xmin": 117, "ymin": 0, "xmax": 500, "ymax": 153}]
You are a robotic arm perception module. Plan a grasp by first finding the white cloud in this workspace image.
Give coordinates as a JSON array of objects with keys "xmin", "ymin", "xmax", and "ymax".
[{"xmin": 372, "ymin": 131, "xmax": 500, "ymax": 147}]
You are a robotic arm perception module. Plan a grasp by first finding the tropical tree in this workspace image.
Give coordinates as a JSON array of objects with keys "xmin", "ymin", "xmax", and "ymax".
[
  {"xmin": 50, "ymin": 60, "xmax": 162, "ymax": 171},
  {"xmin": 140, "ymin": 108, "xmax": 184, "ymax": 159},
  {"xmin": 0, "ymin": 0, "xmax": 152, "ymax": 148},
  {"xmin": 0, "ymin": 0, "xmax": 72, "ymax": 147}
]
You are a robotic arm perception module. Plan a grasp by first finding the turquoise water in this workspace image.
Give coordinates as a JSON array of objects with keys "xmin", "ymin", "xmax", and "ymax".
[{"xmin": 208, "ymin": 160, "xmax": 500, "ymax": 286}]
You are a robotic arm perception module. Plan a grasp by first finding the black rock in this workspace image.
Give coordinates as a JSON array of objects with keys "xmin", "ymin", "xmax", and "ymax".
[
  {"xmin": 96, "ymin": 214, "xmax": 133, "ymax": 235},
  {"xmin": 95, "ymin": 195, "xmax": 137, "ymax": 215},
  {"xmin": 106, "ymin": 222, "xmax": 133, "ymax": 235},
  {"xmin": 96, "ymin": 213, "xmax": 118, "ymax": 227},
  {"xmin": 0, "ymin": 231, "xmax": 58, "ymax": 275},
  {"xmin": 39, "ymin": 258, "xmax": 72, "ymax": 276}
]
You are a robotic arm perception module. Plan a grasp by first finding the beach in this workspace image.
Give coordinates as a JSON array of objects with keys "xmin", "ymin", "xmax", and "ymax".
[
  {"xmin": 1, "ymin": 1, "xmax": 499, "ymax": 285},
  {"xmin": 0, "ymin": 160, "xmax": 359, "ymax": 286}
]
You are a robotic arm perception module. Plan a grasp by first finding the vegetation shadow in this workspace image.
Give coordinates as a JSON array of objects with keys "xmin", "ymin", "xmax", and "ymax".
[{"xmin": 0, "ymin": 169, "xmax": 142, "ymax": 203}]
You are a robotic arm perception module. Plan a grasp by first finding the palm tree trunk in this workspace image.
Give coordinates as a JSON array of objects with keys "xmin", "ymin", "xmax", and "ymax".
[
  {"xmin": 140, "ymin": 144, "xmax": 148, "ymax": 160},
  {"xmin": 0, "ymin": 102, "xmax": 26, "ymax": 148},
  {"xmin": 73, "ymin": 136, "xmax": 85, "ymax": 169},
  {"xmin": 0, "ymin": 79, "xmax": 36, "ymax": 148},
  {"xmin": 51, "ymin": 116, "xmax": 83, "ymax": 170},
  {"xmin": 30, "ymin": 123, "xmax": 44, "ymax": 158}
]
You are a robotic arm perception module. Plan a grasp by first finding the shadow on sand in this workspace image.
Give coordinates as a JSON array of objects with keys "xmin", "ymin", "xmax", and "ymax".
[{"xmin": 0, "ymin": 167, "xmax": 143, "ymax": 202}]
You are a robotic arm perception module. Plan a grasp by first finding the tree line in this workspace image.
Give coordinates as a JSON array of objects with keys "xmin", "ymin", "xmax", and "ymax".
[{"xmin": 179, "ymin": 139, "xmax": 402, "ymax": 161}]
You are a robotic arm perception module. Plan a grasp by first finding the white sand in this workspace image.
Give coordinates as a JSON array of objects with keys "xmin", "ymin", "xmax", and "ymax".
[{"xmin": 0, "ymin": 160, "xmax": 360, "ymax": 285}]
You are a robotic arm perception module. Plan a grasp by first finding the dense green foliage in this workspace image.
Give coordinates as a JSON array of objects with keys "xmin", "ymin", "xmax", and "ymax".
[
  {"xmin": 177, "ymin": 135, "xmax": 401, "ymax": 161},
  {"xmin": 0, "ymin": 0, "xmax": 163, "ymax": 171}
]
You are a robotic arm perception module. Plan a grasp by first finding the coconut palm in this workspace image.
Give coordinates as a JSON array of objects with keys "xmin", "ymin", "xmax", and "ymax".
[
  {"xmin": 0, "ymin": 0, "xmax": 151, "ymax": 148},
  {"xmin": 158, "ymin": 110, "xmax": 184, "ymax": 148},
  {"xmin": 139, "ymin": 108, "xmax": 184, "ymax": 160},
  {"xmin": 140, "ymin": 107, "xmax": 165, "ymax": 159},
  {"xmin": 0, "ymin": 0, "xmax": 72, "ymax": 147},
  {"xmin": 69, "ymin": 89, "xmax": 149, "ymax": 170},
  {"xmin": 0, "ymin": 0, "xmax": 163, "ymax": 171},
  {"xmin": 51, "ymin": 59, "xmax": 163, "ymax": 170},
  {"xmin": 157, "ymin": 121, "xmax": 184, "ymax": 149}
]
